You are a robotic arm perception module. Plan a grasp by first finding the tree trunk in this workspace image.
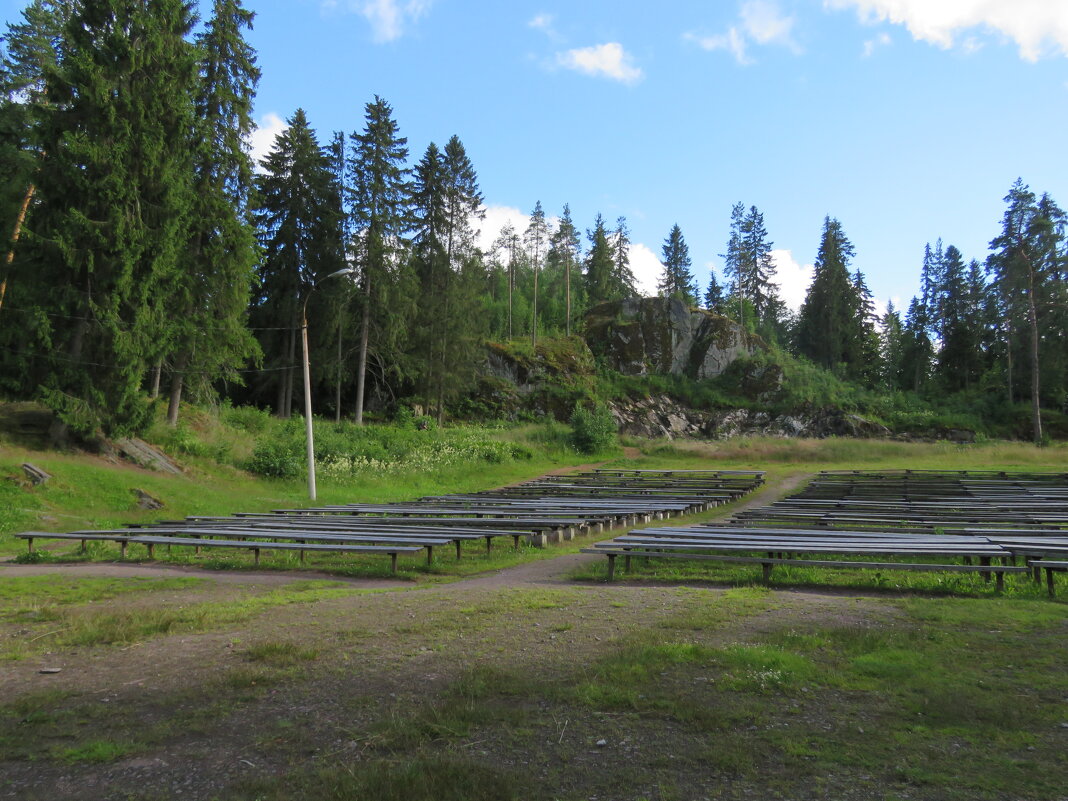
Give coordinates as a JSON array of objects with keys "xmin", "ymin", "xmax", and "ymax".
[
  {"xmin": 1005, "ymin": 323, "xmax": 1014, "ymax": 406},
  {"xmin": 149, "ymin": 360, "xmax": 162, "ymax": 399},
  {"xmin": 531, "ymin": 259, "xmax": 538, "ymax": 348},
  {"xmin": 565, "ymin": 254, "xmax": 571, "ymax": 337},
  {"xmin": 354, "ymin": 271, "xmax": 371, "ymax": 425},
  {"xmin": 335, "ymin": 316, "xmax": 343, "ymax": 424},
  {"xmin": 166, "ymin": 352, "xmax": 188, "ymax": 427},
  {"xmin": 284, "ymin": 318, "xmax": 297, "ymax": 419},
  {"xmin": 0, "ymin": 183, "xmax": 36, "ymax": 318},
  {"xmin": 1027, "ymin": 279, "xmax": 1043, "ymax": 445},
  {"xmin": 48, "ymin": 312, "xmax": 89, "ymax": 449}
]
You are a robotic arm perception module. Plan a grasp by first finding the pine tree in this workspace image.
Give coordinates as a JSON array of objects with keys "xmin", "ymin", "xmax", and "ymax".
[
  {"xmin": 489, "ymin": 221, "xmax": 523, "ymax": 338},
  {"xmin": 988, "ymin": 180, "xmax": 1067, "ymax": 444},
  {"xmin": 163, "ymin": 0, "xmax": 261, "ymax": 426},
  {"xmin": 251, "ymin": 109, "xmax": 343, "ymax": 417},
  {"xmin": 547, "ymin": 203, "xmax": 581, "ymax": 335},
  {"xmin": 0, "ymin": 0, "xmax": 74, "ymax": 324},
  {"xmin": 348, "ymin": 96, "xmax": 410, "ymax": 423},
  {"xmin": 17, "ymin": 0, "xmax": 200, "ymax": 440},
  {"xmin": 657, "ymin": 223, "xmax": 696, "ymax": 304},
  {"xmin": 524, "ymin": 200, "xmax": 549, "ymax": 346},
  {"xmin": 722, "ymin": 202, "xmax": 781, "ymax": 335}
]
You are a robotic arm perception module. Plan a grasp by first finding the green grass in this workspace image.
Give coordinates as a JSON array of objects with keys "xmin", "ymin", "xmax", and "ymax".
[
  {"xmin": 0, "ymin": 580, "xmax": 365, "ymax": 660},
  {"xmin": 236, "ymin": 757, "xmax": 522, "ymax": 801},
  {"xmin": 0, "ymin": 575, "xmax": 203, "ymax": 618},
  {"xmin": 58, "ymin": 739, "xmax": 138, "ymax": 764}
]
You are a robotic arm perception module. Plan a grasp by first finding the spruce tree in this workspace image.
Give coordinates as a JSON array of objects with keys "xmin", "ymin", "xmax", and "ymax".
[
  {"xmin": 18, "ymin": 0, "xmax": 199, "ymax": 440},
  {"xmin": 163, "ymin": 0, "xmax": 261, "ymax": 426},
  {"xmin": 410, "ymin": 136, "xmax": 484, "ymax": 420},
  {"xmin": 657, "ymin": 224, "xmax": 697, "ymax": 304},
  {"xmin": 612, "ymin": 216, "xmax": 638, "ymax": 298},
  {"xmin": 704, "ymin": 269, "xmax": 726, "ymax": 312},
  {"xmin": 348, "ymin": 96, "xmax": 410, "ymax": 423},
  {"xmin": 795, "ymin": 217, "xmax": 864, "ymax": 377},
  {"xmin": 584, "ymin": 214, "xmax": 615, "ymax": 306},
  {"xmin": 251, "ymin": 109, "xmax": 343, "ymax": 417}
]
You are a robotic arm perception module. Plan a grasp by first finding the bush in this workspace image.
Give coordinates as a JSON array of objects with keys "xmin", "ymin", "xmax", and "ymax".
[
  {"xmin": 222, "ymin": 403, "xmax": 273, "ymax": 435},
  {"xmin": 569, "ymin": 403, "xmax": 617, "ymax": 454},
  {"xmin": 246, "ymin": 438, "xmax": 303, "ymax": 479}
]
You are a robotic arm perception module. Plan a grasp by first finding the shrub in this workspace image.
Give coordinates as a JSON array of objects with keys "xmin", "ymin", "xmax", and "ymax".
[
  {"xmin": 246, "ymin": 438, "xmax": 303, "ymax": 479},
  {"xmin": 569, "ymin": 403, "xmax": 617, "ymax": 454}
]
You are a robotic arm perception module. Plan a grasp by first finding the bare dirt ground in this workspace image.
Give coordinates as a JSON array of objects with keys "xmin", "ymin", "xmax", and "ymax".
[{"xmin": 5, "ymin": 469, "xmax": 1060, "ymax": 801}]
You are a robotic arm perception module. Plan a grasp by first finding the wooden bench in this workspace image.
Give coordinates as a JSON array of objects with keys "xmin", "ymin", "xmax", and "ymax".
[
  {"xmin": 16, "ymin": 532, "xmax": 422, "ymax": 573},
  {"xmin": 1027, "ymin": 560, "xmax": 1068, "ymax": 597},
  {"xmin": 582, "ymin": 546, "xmax": 1029, "ymax": 591}
]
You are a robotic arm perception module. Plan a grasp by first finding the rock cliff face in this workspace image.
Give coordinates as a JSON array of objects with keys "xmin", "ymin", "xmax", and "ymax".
[
  {"xmin": 584, "ymin": 297, "xmax": 756, "ymax": 379},
  {"xmin": 610, "ymin": 396, "xmax": 892, "ymax": 440}
]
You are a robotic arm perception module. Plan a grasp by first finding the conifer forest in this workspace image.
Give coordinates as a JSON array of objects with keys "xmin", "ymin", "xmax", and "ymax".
[{"xmin": 1, "ymin": 0, "xmax": 1067, "ymax": 445}]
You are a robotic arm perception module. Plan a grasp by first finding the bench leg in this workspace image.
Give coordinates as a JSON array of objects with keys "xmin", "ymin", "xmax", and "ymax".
[
  {"xmin": 624, "ymin": 554, "xmax": 631, "ymax": 573},
  {"xmin": 253, "ymin": 548, "xmax": 260, "ymax": 566},
  {"xmin": 26, "ymin": 538, "xmax": 34, "ymax": 553},
  {"xmin": 1047, "ymin": 567, "xmax": 1056, "ymax": 598},
  {"xmin": 80, "ymin": 539, "xmax": 87, "ymax": 553},
  {"xmin": 147, "ymin": 543, "xmax": 155, "ymax": 559},
  {"xmin": 486, "ymin": 536, "xmax": 492, "ymax": 554},
  {"xmin": 1033, "ymin": 563, "xmax": 1042, "ymax": 583},
  {"xmin": 299, "ymin": 549, "xmax": 305, "ymax": 564},
  {"xmin": 762, "ymin": 562, "xmax": 772, "ymax": 583},
  {"xmin": 980, "ymin": 556, "xmax": 991, "ymax": 583},
  {"xmin": 455, "ymin": 541, "xmax": 462, "ymax": 561},
  {"xmin": 995, "ymin": 571, "xmax": 1004, "ymax": 593},
  {"xmin": 427, "ymin": 546, "xmax": 434, "ymax": 566},
  {"xmin": 390, "ymin": 552, "xmax": 398, "ymax": 574},
  {"xmin": 607, "ymin": 554, "xmax": 616, "ymax": 582},
  {"xmin": 121, "ymin": 541, "xmax": 128, "ymax": 559}
]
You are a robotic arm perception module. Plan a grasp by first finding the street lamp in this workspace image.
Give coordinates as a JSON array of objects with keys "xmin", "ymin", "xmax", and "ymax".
[{"xmin": 302, "ymin": 267, "xmax": 357, "ymax": 501}]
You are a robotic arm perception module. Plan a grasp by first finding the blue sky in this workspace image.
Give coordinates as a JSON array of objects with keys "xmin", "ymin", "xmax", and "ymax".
[{"xmin": 6, "ymin": 0, "xmax": 1068, "ymax": 312}]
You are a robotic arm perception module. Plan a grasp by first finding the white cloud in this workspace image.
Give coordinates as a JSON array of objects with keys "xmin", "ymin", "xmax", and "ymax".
[
  {"xmin": 862, "ymin": 31, "xmax": 892, "ymax": 56},
  {"xmin": 476, "ymin": 205, "xmax": 659, "ymax": 295},
  {"xmin": 476, "ymin": 205, "xmax": 530, "ymax": 255},
  {"xmin": 556, "ymin": 42, "xmax": 643, "ymax": 84},
  {"xmin": 687, "ymin": 1, "xmax": 798, "ymax": 64},
  {"xmin": 741, "ymin": 0, "xmax": 799, "ymax": 48},
  {"xmin": 529, "ymin": 13, "xmax": 553, "ymax": 32},
  {"xmin": 771, "ymin": 249, "xmax": 814, "ymax": 311},
  {"xmin": 686, "ymin": 28, "xmax": 752, "ymax": 65},
  {"xmin": 324, "ymin": 0, "xmax": 432, "ymax": 43},
  {"xmin": 628, "ymin": 243, "xmax": 662, "ymax": 296},
  {"xmin": 826, "ymin": 0, "xmax": 1068, "ymax": 61},
  {"xmin": 248, "ymin": 112, "xmax": 287, "ymax": 169}
]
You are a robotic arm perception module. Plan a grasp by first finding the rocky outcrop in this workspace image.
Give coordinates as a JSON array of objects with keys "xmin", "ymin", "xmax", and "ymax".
[
  {"xmin": 610, "ymin": 396, "xmax": 891, "ymax": 440},
  {"xmin": 584, "ymin": 297, "xmax": 757, "ymax": 379}
]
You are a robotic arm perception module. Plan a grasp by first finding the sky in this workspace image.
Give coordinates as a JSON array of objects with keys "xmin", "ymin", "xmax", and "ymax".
[{"xmin": 5, "ymin": 0, "xmax": 1068, "ymax": 312}]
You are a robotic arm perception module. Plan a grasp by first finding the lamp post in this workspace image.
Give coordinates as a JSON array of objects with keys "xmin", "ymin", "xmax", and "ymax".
[{"xmin": 302, "ymin": 267, "xmax": 356, "ymax": 501}]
